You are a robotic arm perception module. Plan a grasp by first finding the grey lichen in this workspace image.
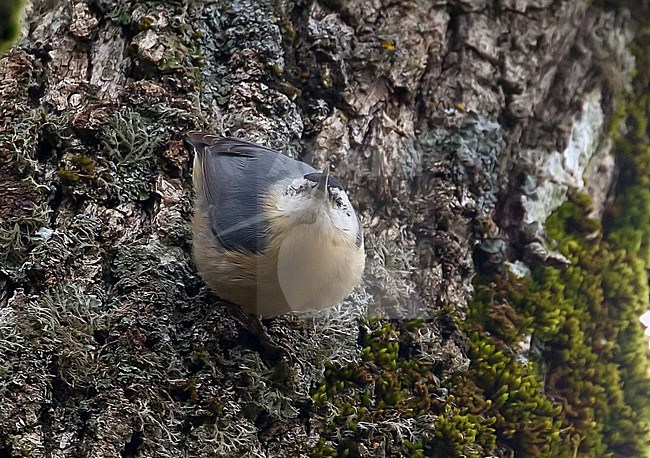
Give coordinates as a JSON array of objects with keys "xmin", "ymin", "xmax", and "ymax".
[
  {"xmin": 0, "ymin": 201, "xmax": 50, "ymax": 275},
  {"xmin": 419, "ymin": 111, "xmax": 505, "ymax": 215},
  {"xmin": 24, "ymin": 284, "xmax": 107, "ymax": 388},
  {"xmin": 101, "ymin": 109, "xmax": 166, "ymax": 203}
]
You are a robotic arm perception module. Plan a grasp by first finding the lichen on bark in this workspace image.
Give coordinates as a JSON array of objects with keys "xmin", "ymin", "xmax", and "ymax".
[{"xmin": 0, "ymin": 0, "xmax": 647, "ymax": 456}]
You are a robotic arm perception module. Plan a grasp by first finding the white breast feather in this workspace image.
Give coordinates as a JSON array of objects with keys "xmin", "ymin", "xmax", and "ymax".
[{"xmin": 275, "ymin": 223, "xmax": 363, "ymax": 312}]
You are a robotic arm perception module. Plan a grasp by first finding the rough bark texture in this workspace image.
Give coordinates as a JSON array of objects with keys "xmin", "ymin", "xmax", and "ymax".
[{"xmin": 0, "ymin": 0, "xmax": 635, "ymax": 456}]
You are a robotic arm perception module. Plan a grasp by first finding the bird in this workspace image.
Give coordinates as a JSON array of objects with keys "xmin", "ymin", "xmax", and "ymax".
[{"xmin": 185, "ymin": 133, "xmax": 365, "ymax": 317}]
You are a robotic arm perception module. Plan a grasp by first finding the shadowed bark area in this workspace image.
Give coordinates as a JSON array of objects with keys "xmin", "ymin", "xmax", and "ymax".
[{"xmin": 0, "ymin": 0, "xmax": 640, "ymax": 456}]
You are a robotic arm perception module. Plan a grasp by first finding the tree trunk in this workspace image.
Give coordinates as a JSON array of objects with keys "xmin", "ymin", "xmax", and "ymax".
[{"xmin": 0, "ymin": 0, "xmax": 639, "ymax": 456}]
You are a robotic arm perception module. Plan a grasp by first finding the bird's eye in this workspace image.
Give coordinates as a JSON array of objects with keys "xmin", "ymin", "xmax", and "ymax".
[{"xmin": 287, "ymin": 183, "xmax": 309, "ymax": 196}]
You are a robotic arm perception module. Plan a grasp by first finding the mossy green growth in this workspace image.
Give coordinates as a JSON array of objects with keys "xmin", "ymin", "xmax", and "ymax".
[
  {"xmin": 0, "ymin": 0, "xmax": 25, "ymax": 54},
  {"xmin": 461, "ymin": 192, "xmax": 650, "ymax": 457},
  {"xmin": 460, "ymin": 278, "xmax": 568, "ymax": 456},
  {"xmin": 311, "ymin": 318, "xmax": 498, "ymax": 457},
  {"xmin": 600, "ymin": 12, "xmax": 650, "ymax": 453}
]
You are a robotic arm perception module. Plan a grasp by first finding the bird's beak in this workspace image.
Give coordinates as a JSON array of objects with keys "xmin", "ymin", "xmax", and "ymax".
[{"xmin": 313, "ymin": 170, "xmax": 329, "ymax": 201}]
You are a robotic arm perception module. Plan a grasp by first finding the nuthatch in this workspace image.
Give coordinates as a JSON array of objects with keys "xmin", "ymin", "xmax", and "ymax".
[{"xmin": 185, "ymin": 133, "xmax": 365, "ymax": 317}]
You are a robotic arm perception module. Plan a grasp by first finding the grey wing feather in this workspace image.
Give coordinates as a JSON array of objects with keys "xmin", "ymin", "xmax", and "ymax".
[{"xmin": 190, "ymin": 135, "xmax": 316, "ymax": 253}]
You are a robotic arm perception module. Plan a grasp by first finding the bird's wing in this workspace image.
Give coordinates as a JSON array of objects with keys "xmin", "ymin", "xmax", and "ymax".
[{"xmin": 187, "ymin": 134, "xmax": 316, "ymax": 253}]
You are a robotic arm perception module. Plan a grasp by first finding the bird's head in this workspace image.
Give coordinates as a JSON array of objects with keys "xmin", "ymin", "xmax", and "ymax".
[{"xmin": 274, "ymin": 171, "xmax": 363, "ymax": 248}]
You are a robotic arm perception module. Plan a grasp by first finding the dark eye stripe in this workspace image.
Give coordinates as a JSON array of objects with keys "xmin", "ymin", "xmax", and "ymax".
[{"xmin": 303, "ymin": 172, "xmax": 343, "ymax": 189}]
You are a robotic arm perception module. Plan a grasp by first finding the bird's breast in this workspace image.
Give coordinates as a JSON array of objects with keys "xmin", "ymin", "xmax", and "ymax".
[{"xmin": 269, "ymin": 224, "xmax": 365, "ymax": 312}]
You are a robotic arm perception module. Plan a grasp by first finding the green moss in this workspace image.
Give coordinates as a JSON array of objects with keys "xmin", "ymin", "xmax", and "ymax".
[
  {"xmin": 57, "ymin": 154, "xmax": 96, "ymax": 186},
  {"xmin": 70, "ymin": 154, "xmax": 96, "ymax": 176},
  {"xmin": 57, "ymin": 167, "xmax": 80, "ymax": 184},
  {"xmin": 310, "ymin": 318, "xmax": 498, "ymax": 457},
  {"xmin": 458, "ymin": 298, "xmax": 566, "ymax": 455},
  {"xmin": 453, "ymin": 190, "xmax": 650, "ymax": 456},
  {"xmin": 599, "ymin": 15, "xmax": 650, "ymax": 455},
  {"xmin": 0, "ymin": 0, "xmax": 26, "ymax": 54}
]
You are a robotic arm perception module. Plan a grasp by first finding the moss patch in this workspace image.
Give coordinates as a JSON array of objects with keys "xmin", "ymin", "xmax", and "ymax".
[
  {"xmin": 463, "ymin": 193, "xmax": 650, "ymax": 457},
  {"xmin": 311, "ymin": 318, "xmax": 496, "ymax": 457}
]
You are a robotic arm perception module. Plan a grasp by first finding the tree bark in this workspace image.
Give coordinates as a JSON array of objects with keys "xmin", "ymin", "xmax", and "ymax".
[{"xmin": 0, "ymin": 0, "xmax": 635, "ymax": 456}]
